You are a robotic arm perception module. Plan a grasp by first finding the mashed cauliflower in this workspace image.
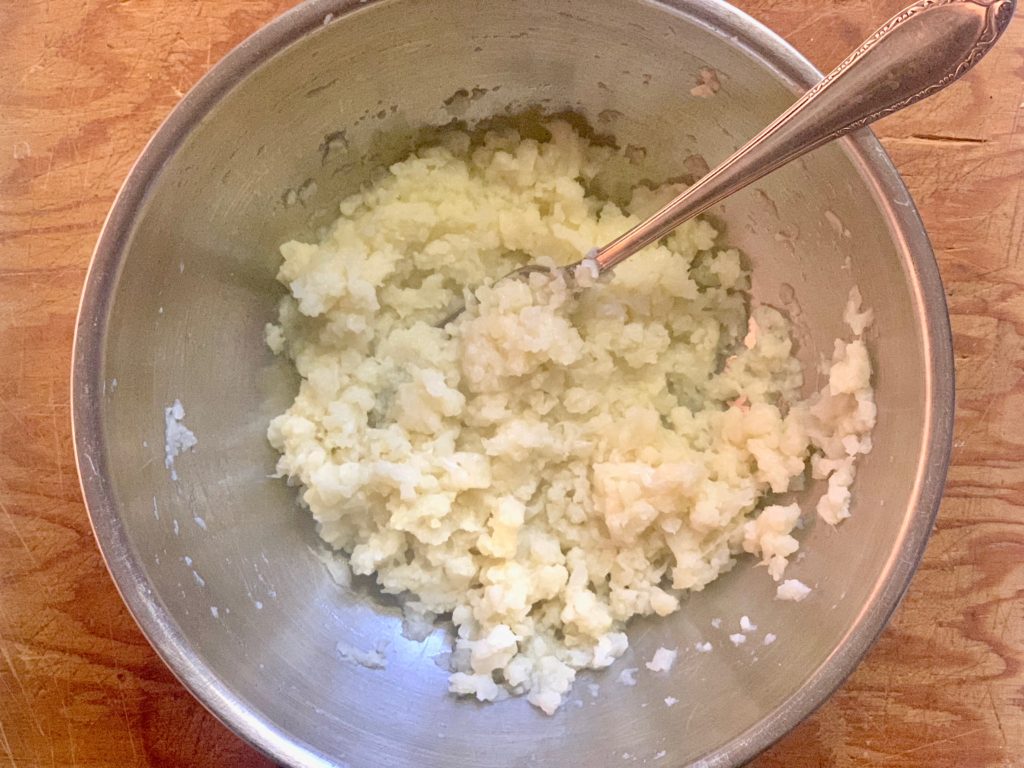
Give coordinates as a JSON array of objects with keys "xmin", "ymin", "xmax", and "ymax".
[{"xmin": 267, "ymin": 122, "xmax": 875, "ymax": 714}]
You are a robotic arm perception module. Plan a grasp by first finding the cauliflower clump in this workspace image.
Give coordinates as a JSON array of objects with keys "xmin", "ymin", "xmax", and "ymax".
[{"xmin": 267, "ymin": 122, "xmax": 875, "ymax": 714}]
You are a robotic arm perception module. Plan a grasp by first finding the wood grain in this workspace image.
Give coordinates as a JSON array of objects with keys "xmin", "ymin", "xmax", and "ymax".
[{"xmin": 1, "ymin": 1, "xmax": 1021, "ymax": 766}]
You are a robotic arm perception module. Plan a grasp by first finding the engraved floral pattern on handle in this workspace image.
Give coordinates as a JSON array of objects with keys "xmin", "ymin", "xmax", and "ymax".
[{"xmin": 824, "ymin": 0, "xmax": 1017, "ymax": 138}]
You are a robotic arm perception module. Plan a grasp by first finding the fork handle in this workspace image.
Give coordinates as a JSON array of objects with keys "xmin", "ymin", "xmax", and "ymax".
[{"xmin": 594, "ymin": 0, "xmax": 1015, "ymax": 271}]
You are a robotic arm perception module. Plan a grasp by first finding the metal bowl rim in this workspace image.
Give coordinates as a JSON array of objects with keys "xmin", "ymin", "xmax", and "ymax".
[{"xmin": 71, "ymin": 1, "xmax": 955, "ymax": 766}]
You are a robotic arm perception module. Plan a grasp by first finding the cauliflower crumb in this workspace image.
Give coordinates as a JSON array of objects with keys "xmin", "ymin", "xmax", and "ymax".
[
  {"xmin": 695, "ymin": 641, "xmax": 714, "ymax": 653},
  {"xmin": 743, "ymin": 316, "xmax": 760, "ymax": 349},
  {"xmin": 739, "ymin": 615, "xmax": 757, "ymax": 632},
  {"xmin": 265, "ymin": 322, "xmax": 286, "ymax": 354},
  {"xmin": 776, "ymin": 579, "xmax": 812, "ymax": 602},
  {"xmin": 645, "ymin": 647, "xmax": 678, "ymax": 673},
  {"xmin": 843, "ymin": 286, "xmax": 873, "ymax": 336},
  {"xmin": 729, "ymin": 633, "xmax": 747, "ymax": 646},
  {"xmin": 267, "ymin": 123, "xmax": 874, "ymax": 714},
  {"xmin": 742, "ymin": 504, "xmax": 801, "ymax": 580},
  {"xmin": 617, "ymin": 667, "xmax": 639, "ymax": 686},
  {"xmin": 664, "ymin": 696, "xmax": 678, "ymax": 707},
  {"xmin": 763, "ymin": 633, "xmax": 777, "ymax": 645}
]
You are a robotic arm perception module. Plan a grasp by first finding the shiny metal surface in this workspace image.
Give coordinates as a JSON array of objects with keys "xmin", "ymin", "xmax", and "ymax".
[
  {"xmin": 71, "ymin": 1, "xmax": 955, "ymax": 767},
  {"xmin": 595, "ymin": 0, "xmax": 1015, "ymax": 270}
]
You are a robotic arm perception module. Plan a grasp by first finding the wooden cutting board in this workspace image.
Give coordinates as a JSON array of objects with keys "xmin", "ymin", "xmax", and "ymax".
[{"xmin": 1, "ymin": 1, "xmax": 1021, "ymax": 765}]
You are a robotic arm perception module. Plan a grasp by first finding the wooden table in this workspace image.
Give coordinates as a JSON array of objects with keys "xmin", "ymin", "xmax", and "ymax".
[{"xmin": 1, "ymin": 1, "xmax": 1021, "ymax": 765}]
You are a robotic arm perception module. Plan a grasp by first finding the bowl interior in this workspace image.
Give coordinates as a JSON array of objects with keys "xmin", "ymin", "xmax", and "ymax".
[{"xmin": 76, "ymin": 0, "xmax": 948, "ymax": 766}]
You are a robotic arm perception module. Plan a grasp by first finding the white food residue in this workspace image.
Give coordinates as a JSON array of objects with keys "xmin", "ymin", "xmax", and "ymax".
[
  {"xmin": 739, "ymin": 615, "xmax": 757, "ymax": 632},
  {"xmin": 315, "ymin": 547, "xmax": 353, "ymax": 588},
  {"xmin": 695, "ymin": 641, "xmax": 713, "ymax": 653},
  {"xmin": 710, "ymin": 618, "xmax": 721, "ymax": 629},
  {"xmin": 664, "ymin": 696, "xmax": 678, "ymax": 707},
  {"xmin": 690, "ymin": 67, "xmax": 721, "ymax": 98},
  {"xmin": 763, "ymin": 633, "xmax": 777, "ymax": 646},
  {"xmin": 728, "ymin": 633, "xmax": 746, "ymax": 646},
  {"xmin": 776, "ymin": 579, "xmax": 812, "ymax": 602},
  {"xmin": 824, "ymin": 210, "xmax": 851, "ymax": 239},
  {"xmin": 645, "ymin": 647, "xmax": 678, "ymax": 673},
  {"xmin": 164, "ymin": 399, "xmax": 197, "ymax": 481},
  {"xmin": 336, "ymin": 639, "xmax": 388, "ymax": 670},
  {"xmin": 401, "ymin": 603, "xmax": 437, "ymax": 642},
  {"xmin": 617, "ymin": 667, "xmax": 639, "ymax": 686}
]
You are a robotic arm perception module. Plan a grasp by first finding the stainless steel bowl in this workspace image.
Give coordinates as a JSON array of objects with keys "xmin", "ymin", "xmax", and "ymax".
[{"xmin": 72, "ymin": 1, "xmax": 954, "ymax": 766}]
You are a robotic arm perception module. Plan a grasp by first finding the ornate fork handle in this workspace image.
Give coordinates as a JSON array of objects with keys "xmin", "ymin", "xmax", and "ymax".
[{"xmin": 594, "ymin": 0, "xmax": 1015, "ymax": 271}]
